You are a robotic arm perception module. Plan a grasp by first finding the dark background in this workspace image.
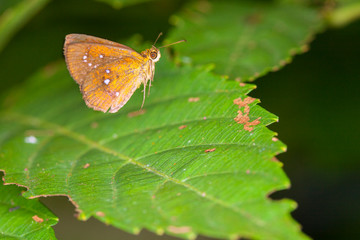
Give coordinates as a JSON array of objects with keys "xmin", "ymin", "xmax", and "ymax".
[{"xmin": 1, "ymin": 0, "xmax": 359, "ymax": 239}]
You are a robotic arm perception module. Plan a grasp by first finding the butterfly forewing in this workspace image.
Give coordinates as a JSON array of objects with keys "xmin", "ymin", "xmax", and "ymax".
[
  {"xmin": 64, "ymin": 34, "xmax": 141, "ymax": 85},
  {"xmin": 65, "ymin": 34, "xmax": 134, "ymax": 50}
]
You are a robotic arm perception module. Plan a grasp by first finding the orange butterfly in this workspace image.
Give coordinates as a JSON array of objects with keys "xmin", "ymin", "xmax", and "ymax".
[{"xmin": 64, "ymin": 33, "xmax": 185, "ymax": 113}]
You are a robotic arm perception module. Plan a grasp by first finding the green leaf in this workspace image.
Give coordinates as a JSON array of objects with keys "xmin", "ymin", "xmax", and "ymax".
[
  {"xmin": 0, "ymin": 176, "xmax": 58, "ymax": 239},
  {"xmin": 167, "ymin": 1, "xmax": 323, "ymax": 81},
  {"xmin": 0, "ymin": 52, "xmax": 306, "ymax": 239},
  {"xmin": 325, "ymin": 0, "xmax": 360, "ymax": 27},
  {"xmin": 0, "ymin": 0, "xmax": 49, "ymax": 52},
  {"xmin": 95, "ymin": 0, "xmax": 153, "ymax": 9}
]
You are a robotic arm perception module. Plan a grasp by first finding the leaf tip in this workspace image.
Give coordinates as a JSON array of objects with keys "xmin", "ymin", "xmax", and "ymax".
[
  {"xmin": 156, "ymin": 228, "xmax": 165, "ymax": 235},
  {"xmin": 132, "ymin": 227, "xmax": 141, "ymax": 234}
]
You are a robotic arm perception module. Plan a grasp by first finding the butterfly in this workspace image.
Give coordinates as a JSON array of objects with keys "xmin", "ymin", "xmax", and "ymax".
[{"xmin": 63, "ymin": 33, "xmax": 185, "ymax": 113}]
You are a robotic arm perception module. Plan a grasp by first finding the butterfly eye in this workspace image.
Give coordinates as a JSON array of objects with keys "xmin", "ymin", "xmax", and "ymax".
[{"xmin": 150, "ymin": 51, "xmax": 157, "ymax": 59}]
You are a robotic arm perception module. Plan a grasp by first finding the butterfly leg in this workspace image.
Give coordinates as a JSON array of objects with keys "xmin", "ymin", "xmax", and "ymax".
[
  {"xmin": 140, "ymin": 84, "xmax": 146, "ymax": 108},
  {"xmin": 147, "ymin": 78, "xmax": 152, "ymax": 97}
]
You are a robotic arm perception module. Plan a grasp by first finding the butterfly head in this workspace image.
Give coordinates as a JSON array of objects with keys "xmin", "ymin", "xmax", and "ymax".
[
  {"xmin": 141, "ymin": 32, "xmax": 185, "ymax": 63},
  {"xmin": 143, "ymin": 46, "xmax": 161, "ymax": 63}
]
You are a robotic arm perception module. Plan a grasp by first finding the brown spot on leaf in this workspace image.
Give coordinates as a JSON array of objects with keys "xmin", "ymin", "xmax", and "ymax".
[
  {"xmin": 178, "ymin": 125, "xmax": 187, "ymax": 130},
  {"xmin": 188, "ymin": 97, "xmax": 200, "ymax": 102},
  {"xmin": 127, "ymin": 109, "xmax": 146, "ymax": 118},
  {"xmin": 233, "ymin": 97, "xmax": 255, "ymax": 107},
  {"xmin": 272, "ymin": 137, "xmax": 279, "ymax": 142},
  {"xmin": 168, "ymin": 225, "xmax": 192, "ymax": 234},
  {"xmin": 96, "ymin": 211, "xmax": 105, "ymax": 217},
  {"xmin": 239, "ymin": 82, "xmax": 246, "ymax": 87},
  {"xmin": 32, "ymin": 215, "xmax": 43, "ymax": 223},
  {"xmin": 245, "ymin": 13, "xmax": 262, "ymax": 25},
  {"xmin": 205, "ymin": 148, "xmax": 216, "ymax": 153},
  {"xmin": 301, "ymin": 45, "xmax": 310, "ymax": 53},
  {"xmin": 280, "ymin": 60, "xmax": 288, "ymax": 66},
  {"xmin": 83, "ymin": 163, "xmax": 90, "ymax": 169},
  {"xmin": 243, "ymin": 117, "xmax": 261, "ymax": 132},
  {"xmin": 233, "ymin": 97, "xmax": 261, "ymax": 132},
  {"xmin": 91, "ymin": 122, "xmax": 98, "ymax": 128},
  {"xmin": 234, "ymin": 110, "xmax": 248, "ymax": 124},
  {"xmin": 272, "ymin": 66, "xmax": 280, "ymax": 71}
]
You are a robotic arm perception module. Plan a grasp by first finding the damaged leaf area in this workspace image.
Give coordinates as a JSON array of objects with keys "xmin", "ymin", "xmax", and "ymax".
[
  {"xmin": 0, "ymin": 54, "xmax": 302, "ymax": 240},
  {"xmin": 0, "ymin": 176, "xmax": 58, "ymax": 239},
  {"xmin": 233, "ymin": 97, "xmax": 261, "ymax": 132}
]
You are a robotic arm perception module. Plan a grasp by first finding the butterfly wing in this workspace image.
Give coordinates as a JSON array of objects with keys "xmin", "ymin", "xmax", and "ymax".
[
  {"xmin": 64, "ymin": 34, "xmax": 149, "ymax": 113},
  {"xmin": 64, "ymin": 34, "xmax": 140, "ymax": 85},
  {"xmin": 81, "ymin": 58, "xmax": 149, "ymax": 113},
  {"xmin": 65, "ymin": 34, "xmax": 134, "ymax": 50}
]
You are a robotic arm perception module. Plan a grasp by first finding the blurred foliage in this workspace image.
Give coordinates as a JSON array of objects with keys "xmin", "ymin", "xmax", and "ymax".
[
  {"xmin": 324, "ymin": 0, "xmax": 360, "ymax": 27},
  {"xmin": 0, "ymin": 0, "xmax": 359, "ymax": 239},
  {"xmin": 0, "ymin": 175, "xmax": 58, "ymax": 239},
  {"xmin": 95, "ymin": 0, "xmax": 153, "ymax": 9},
  {"xmin": 0, "ymin": 0, "xmax": 49, "ymax": 52},
  {"xmin": 167, "ymin": 1, "xmax": 322, "ymax": 81}
]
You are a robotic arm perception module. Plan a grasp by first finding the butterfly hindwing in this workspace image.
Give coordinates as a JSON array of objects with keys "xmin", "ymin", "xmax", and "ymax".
[{"xmin": 81, "ymin": 57, "xmax": 147, "ymax": 112}]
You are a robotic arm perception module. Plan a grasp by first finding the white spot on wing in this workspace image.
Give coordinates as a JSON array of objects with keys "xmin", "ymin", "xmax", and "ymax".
[
  {"xmin": 106, "ymin": 69, "xmax": 110, "ymax": 74},
  {"xmin": 83, "ymin": 55, "xmax": 87, "ymax": 60},
  {"xmin": 88, "ymin": 63, "xmax": 92, "ymax": 67},
  {"xmin": 83, "ymin": 59, "xmax": 87, "ymax": 63},
  {"xmin": 99, "ymin": 54, "xmax": 104, "ymax": 58},
  {"xmin": 104, "ymin": 79, "xmax": 110, "ymax": 85},
  {"xmin": 116, "ymin": 92, "xmax": 119, "ymax": 96}
]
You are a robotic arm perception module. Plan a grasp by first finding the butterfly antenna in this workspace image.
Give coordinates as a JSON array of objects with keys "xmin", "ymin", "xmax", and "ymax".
[
  {"xmin": 153, "ymin": 32, "xmax": 163, "ymax": 46},
  {"xmin": 159, "ymin": 39, "xmax": 186, "ymax": 48}
]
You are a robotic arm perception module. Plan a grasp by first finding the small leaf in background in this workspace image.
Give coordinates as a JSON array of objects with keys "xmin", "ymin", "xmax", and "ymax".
[
  {"xmin": 324, "ymin": 0, "xmax": 360, "ymax": 27},
  {"xmin": 167, "ymin": 0, "xmax": 323, "ymax": 81},
  {"xmin": 0, "ymin": 0, "xmax": 50, "ymax": 52},
  {"xmin": 0, "ymin": 50, "xmax": 306, "ymax": 239},
  {"xmin": 95, "ymin": 0, "xmax": 153, "ymax": 9},
  {"xmin": 0, "ymin": 175, "xmax": 58, "ymax": 239}
]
